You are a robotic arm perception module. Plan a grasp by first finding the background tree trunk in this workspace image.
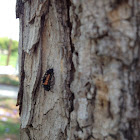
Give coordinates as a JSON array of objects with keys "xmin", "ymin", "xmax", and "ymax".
[
  {"xmin": 16, "ymin": 0, "xmax": 140, "ymax": 140},
  {"xmin": 6, "ymin": 39, "xmax": 12, "ymax": 66}
]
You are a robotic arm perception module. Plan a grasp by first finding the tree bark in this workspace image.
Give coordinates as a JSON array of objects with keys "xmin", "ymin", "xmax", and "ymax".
[{"xmin": 16, "ymin": 0, "xmax": 140, "ymax": 140}]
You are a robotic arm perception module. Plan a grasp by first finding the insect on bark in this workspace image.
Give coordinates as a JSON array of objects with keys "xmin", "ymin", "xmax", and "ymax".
[{"xmin": 42, "ymin": 69, "xmax": 54, "ymax": 91}]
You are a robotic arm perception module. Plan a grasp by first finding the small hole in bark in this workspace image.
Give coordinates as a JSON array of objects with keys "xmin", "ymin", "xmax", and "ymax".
[
  {"xmin": 110, "ymin": 0, "xmax": 128, "ymax": 9},
  {"xmin": 75, "ymin": 51, "xmax": 78, "ymax": 56},
  {"xmin": 85, "ymin": 82, "xmax": 91, "ymax": 91}
]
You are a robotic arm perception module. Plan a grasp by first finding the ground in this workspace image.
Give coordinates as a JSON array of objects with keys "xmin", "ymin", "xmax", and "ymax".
[{"xmin": 0, "ymin": 84, "xmax": 19, "ymax": 140}]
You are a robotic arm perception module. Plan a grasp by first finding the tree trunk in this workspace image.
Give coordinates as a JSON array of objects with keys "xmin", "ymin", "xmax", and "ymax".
[
  {"xmin": 16, "ymin": 0, "xmax": 140, "ymax": 140},
  {"xmin": 6, "ymin": 39, "xmax": 12, "ymax": 66}
]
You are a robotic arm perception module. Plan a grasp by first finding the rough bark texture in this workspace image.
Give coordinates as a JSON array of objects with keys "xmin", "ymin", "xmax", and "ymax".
[{"xmin": 17, "ymin": 0, "xmax": 140, "ymax": 140}]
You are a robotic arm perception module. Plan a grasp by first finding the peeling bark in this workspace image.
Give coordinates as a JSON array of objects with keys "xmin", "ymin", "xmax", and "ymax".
[{"xmin": 17, "ymin": 0, "xmax": 140, "ymax": 140}]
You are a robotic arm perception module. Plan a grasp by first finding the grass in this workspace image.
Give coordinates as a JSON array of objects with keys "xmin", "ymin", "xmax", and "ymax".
[
  {"xmin": 0, "ymin": 121, "xmax": 20, "ymax": 135},
  {"xmin": 0, "ymin": 75, "xmax": 19, "ymax": 86},
  {"xmin": 0, "ymin": 53, "xmax": 18, "ymax": 68},
  {"xmin": 0, "ymin": 98, "xmax": 20, "ymax": 140}
]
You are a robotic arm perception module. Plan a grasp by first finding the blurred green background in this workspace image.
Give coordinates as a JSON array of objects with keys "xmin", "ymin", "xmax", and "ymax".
[
  {"xmin": 0, "ymin": 37, "xmax": 20, "ymax": 140},
  {"xmin": 0, "ymin": 98, "xmax": 20, "ymax": 140},
  {"xmin": 0, "ymin": 37, "xmax": 19, "ymax": 86},
  {"xmin": 0, "ymin": 37, "xmax": 18, "ymax": 67}
]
